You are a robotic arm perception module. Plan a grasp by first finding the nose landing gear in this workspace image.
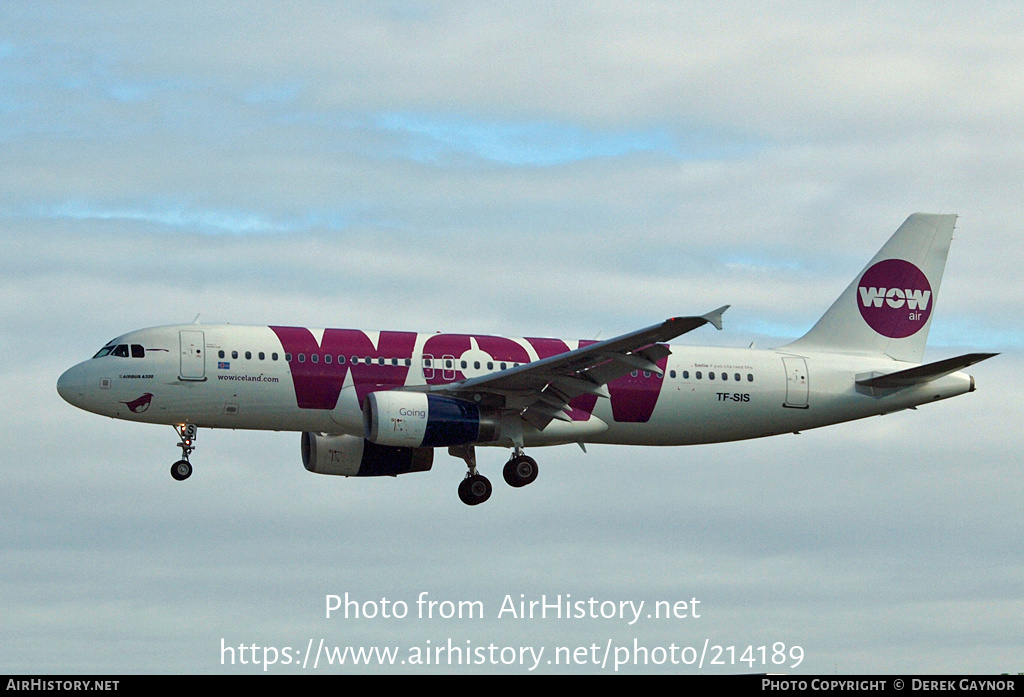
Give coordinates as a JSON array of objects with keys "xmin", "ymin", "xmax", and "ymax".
[{"xmin": 170, "ymin": 424, "xmax": 197, "ymax": 481}]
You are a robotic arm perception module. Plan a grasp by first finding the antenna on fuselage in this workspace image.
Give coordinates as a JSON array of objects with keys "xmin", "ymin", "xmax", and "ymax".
[{"xmin": 191, "ymin": 314, "xmax": 201, "ymax": 325}]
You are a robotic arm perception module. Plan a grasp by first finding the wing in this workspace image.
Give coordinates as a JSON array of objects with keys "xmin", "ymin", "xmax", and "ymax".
[{"xmin": 424, "ymin": 306, "xmax": 729, "ymax": 431}]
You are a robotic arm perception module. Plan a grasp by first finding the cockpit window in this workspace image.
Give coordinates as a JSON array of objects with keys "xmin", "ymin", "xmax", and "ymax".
[{"xmin": 93, "ymin": 343, "xmax": 145, "ymax": 358}]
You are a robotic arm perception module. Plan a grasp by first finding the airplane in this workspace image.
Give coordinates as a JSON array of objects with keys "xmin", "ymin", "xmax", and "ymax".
[{"xmin": 57, "ymin": 213, "xmax": 995, "ymax": 505}]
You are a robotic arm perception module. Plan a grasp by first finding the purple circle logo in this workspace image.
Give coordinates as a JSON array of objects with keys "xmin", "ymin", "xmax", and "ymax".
[{"xmin": 857, "ymin": 259, "xmax": 933, "ymax": 338}]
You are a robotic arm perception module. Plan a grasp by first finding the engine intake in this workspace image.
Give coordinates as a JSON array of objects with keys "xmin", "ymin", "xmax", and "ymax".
[
  {"xmin": 363, "ymin": 391, "xmax": 498, "ymax": 448},
  {"xmin": 301, "ymin": 432, "xmax": 433, "ymax": 477}
]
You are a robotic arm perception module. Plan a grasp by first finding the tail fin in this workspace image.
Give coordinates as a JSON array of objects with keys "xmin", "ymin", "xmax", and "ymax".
[{"xmin": 784, "ymin": 213, "xmax": 957, "ymax": 363}]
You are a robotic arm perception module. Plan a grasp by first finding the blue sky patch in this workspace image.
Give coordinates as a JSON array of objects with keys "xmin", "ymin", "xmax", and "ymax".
[{"xmin": 371, "ymin": 112, "xmax": 758, "ymax": 167}]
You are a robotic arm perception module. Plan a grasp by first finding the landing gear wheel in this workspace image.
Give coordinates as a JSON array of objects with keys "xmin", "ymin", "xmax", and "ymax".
[
  {"xmin": 170, "ymin": 459, "xmax": 193, "ymax": 481},
  {"xmin": 458, "ymin": 474, "xmax": 492, "ymax": 506},
  {"xmin": 503, "ymin": 455, "xmax": 538, "ymax": 488}
]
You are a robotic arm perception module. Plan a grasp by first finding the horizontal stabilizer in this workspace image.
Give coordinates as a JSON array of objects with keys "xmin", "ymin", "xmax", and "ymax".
[{"xmin": 856, "ymin": 353, "xmax": 997, "ymax": 389}]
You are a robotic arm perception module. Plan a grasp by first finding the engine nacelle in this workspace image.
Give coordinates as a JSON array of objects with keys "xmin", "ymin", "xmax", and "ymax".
[
  {"xmin": 363, "ymin": 391, "xmax": 498, "ymax": 448},
  {"xmin": 301, "ymin": 432, "xmax": 433, "ymax": 477}
]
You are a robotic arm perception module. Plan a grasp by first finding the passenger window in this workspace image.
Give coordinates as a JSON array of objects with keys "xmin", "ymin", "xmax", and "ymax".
[
  {"xmin": 747, "ymin": 374, "xmax": 753, "ymax": 382},
  {"xmin": 259, "ymin": 352, "xmax": 265, "ymax": 360},
  {"xmin": 232, "ymin": 351, "xmax": 238, "ymax": 359},
  {"xmin": 272, "ymin": 353, "xmax": 278, "ymax": 361},
  {"xmin": 219, "ymin": 350, "xmax": 225, "ymax": 359},
  {"xmin": 696, "ymin": 371, "xmax": 702, "ymax": 379},
  {"xmin": 734, "ymin": 373, "xmax": 740, "ymax": 382},
  {"xmin": 683, "ymin": 370, "xmax": 689, "ymax": 379},
  {"xmin": 324, "ymin": 354, "xmax": 332, "ymax": 364},
  {"xmin": 298, "ymin": 354, "xmax": 305, "ymax": 363},
  {"xmin": 245, "ymin": 351, "xmax": 252, "ymax": 360},
  {"xmin": 311, "ymin": 354, "xmax": 319, "ymax": 363},
  {"xmin": 709, "ymin": 372, "xmax": 715, "ymax": 380}
]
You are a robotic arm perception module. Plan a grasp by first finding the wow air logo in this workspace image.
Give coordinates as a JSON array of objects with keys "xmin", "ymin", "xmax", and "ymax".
[{"xmin": 857, "ymin": 259, "xmax": 932, "ymax": 338}]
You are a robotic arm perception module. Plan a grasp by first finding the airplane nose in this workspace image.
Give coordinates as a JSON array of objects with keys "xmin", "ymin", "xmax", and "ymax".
[{"xmin": 57, "ymin": 363, "xmax": 87, "ymax": 407}]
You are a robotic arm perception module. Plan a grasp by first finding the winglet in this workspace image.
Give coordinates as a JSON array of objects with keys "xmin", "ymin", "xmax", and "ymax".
[{"xmin": 702, "ymin": 305, "xmax": 729, "ymax": 331}]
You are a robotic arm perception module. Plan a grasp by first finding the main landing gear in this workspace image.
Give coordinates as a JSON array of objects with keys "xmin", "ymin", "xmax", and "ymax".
[
  {"xmin": 450, "ymin": 446, "xmax": 539, "ymax": 506},
  {"xmin": 458, "ymin": 472, "xmax": 492, "ymax": 506},
  {"xmin": 503, "ymin": 453, "xmax": 538, "ymax": 488},
  {"xmin": 170, "ymin": 424, "xmax": 197, "ymax": 481}
]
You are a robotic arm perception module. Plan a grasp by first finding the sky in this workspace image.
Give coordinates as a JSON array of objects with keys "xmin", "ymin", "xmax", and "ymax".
[{"xmin": 2, "ymin": 1, "xmax": 1021, "ymax": 675}]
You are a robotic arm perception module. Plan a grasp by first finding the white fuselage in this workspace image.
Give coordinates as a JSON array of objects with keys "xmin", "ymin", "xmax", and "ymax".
[{"xmin": 56, "ymin": 323, "xmax": 974, "ymax": 449}]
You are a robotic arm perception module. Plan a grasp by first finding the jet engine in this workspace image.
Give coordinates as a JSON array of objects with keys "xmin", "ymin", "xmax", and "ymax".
[
  {"xmin": 301, "ymin": 432, "xmax": 433, "ymax": 477},
  {"xmin": 363, "ymin": 391, "xmax": 498, "ymax": 448}
]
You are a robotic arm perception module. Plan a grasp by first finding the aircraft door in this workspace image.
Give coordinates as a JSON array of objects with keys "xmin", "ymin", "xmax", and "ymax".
[
  {"xmin": 782, "ymin": 356, "xmax": 809, "ymax": 409},
  {"xmin": 179, "ymin": 330, "xmax": 206, "ymax": 381}
]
